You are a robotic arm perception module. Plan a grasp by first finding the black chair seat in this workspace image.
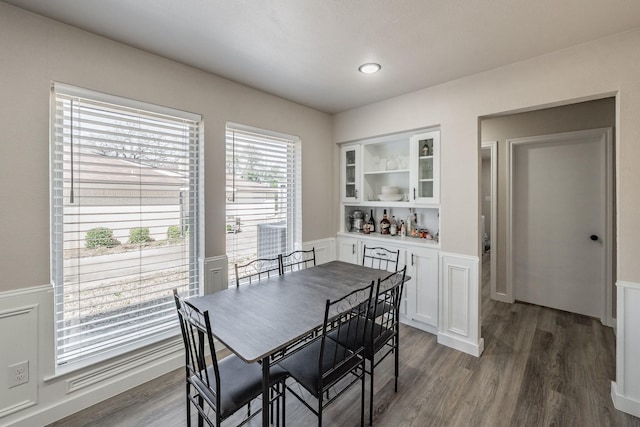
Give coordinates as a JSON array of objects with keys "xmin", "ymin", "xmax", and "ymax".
[
  {"xmin": 328, "ymin": 318, "xmax": 394, "ymax": 359},
  {"xmin": 355, "ymin": 299, "xmax": 394, "ymax": 320},
  {"xmin": 192, "ymin": 355, "xmax": 288, "ymax": 419},
  {"xmin": 277, "ymin": 337, "xmax": 359, "ymax": 398}
]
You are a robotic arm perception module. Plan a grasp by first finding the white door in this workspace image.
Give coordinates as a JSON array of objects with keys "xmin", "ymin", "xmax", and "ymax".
[
  {"xmin": 406, "ymin": 247, "xmax": 438, "ymax": 328},
  {"xmin": 511, "ymin": 129, "xmax": 611, "ymax": 318}
]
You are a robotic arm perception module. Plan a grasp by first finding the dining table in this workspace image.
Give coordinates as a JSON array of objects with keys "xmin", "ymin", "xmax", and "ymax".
[{"xmin": 188, "ymin": 260, "xmax": 396, "ymax": 427}]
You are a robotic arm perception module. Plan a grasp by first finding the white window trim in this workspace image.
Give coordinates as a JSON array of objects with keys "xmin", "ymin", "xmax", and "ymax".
[{"xmin": 50, "ymin": 82, "xmax": 204, "ymax": 372}]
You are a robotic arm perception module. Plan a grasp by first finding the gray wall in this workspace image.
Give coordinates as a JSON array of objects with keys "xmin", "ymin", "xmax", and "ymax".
[
  {"xmin": 0, "ymin": 4, "xmax": 334, "ymax": 294},
  {"xmin": 481, "ymin": 156, "xmax": 492, "ymax": 245}
]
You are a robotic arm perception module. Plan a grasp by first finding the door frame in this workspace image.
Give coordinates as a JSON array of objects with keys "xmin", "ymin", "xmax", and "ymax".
[
  {"xmin": 505, "ymin": 128, "xmax": 614, "ymax": 325},
  {"xmin": 481, "ymin": 141, "xmax": 499, "ymax": 302}
]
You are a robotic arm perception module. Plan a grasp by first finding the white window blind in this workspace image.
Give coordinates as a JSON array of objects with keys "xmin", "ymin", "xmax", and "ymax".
[
  {"xmin": 51, "ymin": 83, "xmax": 202, "ymax": 368},
  {"xmin": 225, "ymin": 124, "xmax": 301, "ymax": 286}
]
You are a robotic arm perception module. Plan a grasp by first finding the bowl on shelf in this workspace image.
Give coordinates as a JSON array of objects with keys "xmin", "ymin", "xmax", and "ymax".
[
  {"xmin": 378, "ymin": 193, "xmax": 404, "ymax": 201},
  {"xmin": 381, "ymin": 186, "xmax": 399, "ymax": 194}
]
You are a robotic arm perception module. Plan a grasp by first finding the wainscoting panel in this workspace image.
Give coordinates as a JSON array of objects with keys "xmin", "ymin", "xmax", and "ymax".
[
  {"xmin": 0, "ymin": 293, "xmax": 40, "ymax": 418},
  {"xmin": 204, "ymin": 255, "xmax": 228, "ymax": 295},
  {"xmin": 437, "ymin": 252, "xmax": 484, "ymax": 357},
  {"xmin": 302, "ymin": 238, "xmax": 335, "ymax": 265},
  {"xmin": 0, "ymin": 305, "xmax": 38, "ymax": 419},
  {"xmin": 611, "ymin": 280, "xmax": 640, "ymax": 418}
]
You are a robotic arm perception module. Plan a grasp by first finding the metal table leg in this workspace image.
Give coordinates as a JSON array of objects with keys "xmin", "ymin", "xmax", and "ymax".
[{"xmin": 262, "ymin": 355, "xmax": 270, "ymax": 426}]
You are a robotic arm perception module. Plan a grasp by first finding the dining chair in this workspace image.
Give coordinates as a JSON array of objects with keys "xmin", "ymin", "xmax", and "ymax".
[
  {"xmin": 276, "ymin": 283, "xmax": 374, "ymax": 427},
  {"xmin": 173, "ymin": 290, "xmax": 288, "ymax": 427},
  {"xmin": 234, "ymin": 255, "xmax": 282, "ymax": 287},
  {"xmin": 281, "ymin": 248, "xmax": 316, "ymax": 273},
  {"xmin": 329, "ymin": 267, "xmax": 407, "ymax": 425},
  {"xmin": 362, "ymin": 245, "xmax": 399, "ymax": 272}
]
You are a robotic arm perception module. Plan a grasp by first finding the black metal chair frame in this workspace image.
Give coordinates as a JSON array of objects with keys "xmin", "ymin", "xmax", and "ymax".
[
  {"xmin": 281, "ymin": 248, "xmax": 316, "ymax": 273},
  {"xmin": 234, "ymin": 255, "xmax": 282, "ymax": 287},
  {"xmin": 365, "ymin": 267, "xmax": 406, "ymax": 424},
  {"xmin": 362, "ymin": 245, "xmax": 400, "ymax": 272},
  {"xmin": 174, "ymin": 290, "xmax": 287, "ymax": 427},
  {"xmin": 329, "ymin": 267, "xmax": 407, "ymax": 425},
  {"xmin": 276, "ymin": 283, "xmax": 374, "ymax": 426}
]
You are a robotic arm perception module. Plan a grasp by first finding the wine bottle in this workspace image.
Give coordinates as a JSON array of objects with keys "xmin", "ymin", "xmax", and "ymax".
[
  {"xmin": 390, "ymin": 215, "xmax": 397, "ymax": 236},
  {"xmin": 368, "ymin": 209, "xmax": 376, "ymax": 233},
  {"xmin": 380, "ymin": 209, "xmax": 391, "ymax": 235},
  {"xmin": 406, "ymin": 208, "xmax": 413, "ymax": 235}
]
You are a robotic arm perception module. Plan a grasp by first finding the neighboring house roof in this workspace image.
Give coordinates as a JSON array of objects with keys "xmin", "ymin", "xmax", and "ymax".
[{"xmin": 66, "ymin": 149, "xmax": 188, "ymax": 187}]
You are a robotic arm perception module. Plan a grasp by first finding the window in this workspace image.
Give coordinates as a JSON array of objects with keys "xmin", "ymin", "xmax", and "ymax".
[
  {"xmin": 51, "ymin": 83, "xmax": 202, "ymax": 369},
  {"xmin": 225, "ymin": 123, "xmax": 301, "ymax": 286}
]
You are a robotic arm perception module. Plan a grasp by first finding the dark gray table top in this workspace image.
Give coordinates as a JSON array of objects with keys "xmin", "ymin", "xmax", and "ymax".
[{"xmin": 188, "ymin": 260, "xmax": 389, "ymax": 363}]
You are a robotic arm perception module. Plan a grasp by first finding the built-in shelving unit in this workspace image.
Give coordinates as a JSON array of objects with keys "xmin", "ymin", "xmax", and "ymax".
[{"xmin": 337, "ymin": 127, "xmax": 442, "ymax": 334}]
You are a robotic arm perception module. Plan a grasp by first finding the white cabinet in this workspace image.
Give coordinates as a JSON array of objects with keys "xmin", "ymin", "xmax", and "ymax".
[
  {"xmin": 337, "ymin": 236, "xmax": 360, "ymax": 264},
  {"xmin": 410, "ymin": 130, "xmax": 440, "ymax": 204},
  {"xmin": 340, "ymin": 144, "xmax": 360, "ymax": 202},
  {"xmin": 336, "ymin": 232, "xmax": 437, "ymax": 333},
  {"xmin": 399, "ymin": 246, "xmax": 438, "ymax": 333},
  {"xmin": 363, "ymin": 240, "xmax": 407, "ymax": 273},
  {"xmin": 338, "ymin": 127, "xmax": 441, "ymax": 210}
]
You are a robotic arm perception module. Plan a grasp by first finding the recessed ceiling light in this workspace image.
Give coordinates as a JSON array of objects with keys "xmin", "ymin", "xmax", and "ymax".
[{"xmin": 358, "ymin": 63, "xmax": 381, "ymax": 74}]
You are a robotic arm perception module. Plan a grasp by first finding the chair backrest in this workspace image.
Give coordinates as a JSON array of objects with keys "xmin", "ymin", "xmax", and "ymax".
[
  {"xmin": 362, "ymin": 245, "xmax": 400, "ymax": 272},
  {"xmin": 234, "ymin": 255, "xmax": 282, "ymax": 287},
  {"xmin": 173, "ymin": 290, "xmax": 221, "ymax": 408},
  {"xmin": 281, "ymin": 248, "xmax": 316, "ymax": 273},
  {"xmin": 318, "ymin": 282, "xmax": 374, "ymax": 393},
  {"xmin": 372, "ymin": 266, "xmax": 407, "ymax": 334}
]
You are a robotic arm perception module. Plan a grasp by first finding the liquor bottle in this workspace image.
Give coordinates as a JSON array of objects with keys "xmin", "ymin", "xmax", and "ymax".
[
  {"xmin": 390, "ymin": 215, "xmax": 397, "ymax": 236},
  {"xmin": 368, "ymin": 209, "xmax": 376, "ymax": 233},
  {"xmin": 380, "ymin": 209, "xmax": 391, "ymax": 235},
  {"xmin": 406, "ymin": 208, "xmax": 414, "ymax": 235},
  {"xmin": 399, "ymin": 220, "xmax": 406, "ymax": 237}
]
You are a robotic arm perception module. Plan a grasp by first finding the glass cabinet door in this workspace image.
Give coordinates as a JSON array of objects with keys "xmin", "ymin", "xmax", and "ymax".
[
  {"xmin": 410, "ymin": 130, "xmax": 440, "ymax": 204},
  {"xmin": 341, "ymin": 144, "xmax": 360, "ymax": 202}
]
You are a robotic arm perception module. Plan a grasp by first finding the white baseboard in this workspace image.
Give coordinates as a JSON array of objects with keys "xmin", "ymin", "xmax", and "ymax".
[
  {"xmin": 437, "ymin": 332, "xmax": 485, "ymax": 357},
  {"xmin": 611, "ymin": 381, "xmax": 640, "ymax": 418},
  {"xmin": 491, "ymin": 292, "xmax": 511, "ymax": 303}
]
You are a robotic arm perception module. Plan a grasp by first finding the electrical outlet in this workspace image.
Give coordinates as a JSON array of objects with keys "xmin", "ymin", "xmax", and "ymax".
[{"xmin": 8, "ymin": 360, "xmax": 29, "ymax": 388}]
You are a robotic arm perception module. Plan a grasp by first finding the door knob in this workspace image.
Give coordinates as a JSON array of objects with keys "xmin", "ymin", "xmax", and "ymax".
[{"xmin": 590, "ymin": 235, "xmax": 599, "ymax": 241}]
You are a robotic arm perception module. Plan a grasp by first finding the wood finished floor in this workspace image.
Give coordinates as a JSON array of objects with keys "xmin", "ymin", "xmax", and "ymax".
[{"xmin": 48, "ymin": 254, "xmax": 639, "ymax": 427}]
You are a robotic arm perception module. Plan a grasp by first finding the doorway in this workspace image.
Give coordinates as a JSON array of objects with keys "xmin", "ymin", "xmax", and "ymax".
[
  {"xmin": 479, "ymin": 97, "xmax": 616, "ymax": 325},
  {"xmin": 481, "ymin": 142, "xmax": 498, "ymax": 306},
  {"xmin": 507, "ymin": 128, "xmax": 613, "ymax": 321}
]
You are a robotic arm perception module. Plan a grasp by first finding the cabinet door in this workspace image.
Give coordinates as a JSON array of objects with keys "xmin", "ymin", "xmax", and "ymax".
[
  {"xmin": 406, "ymin": 247, "xmax": 438, "ymax": 327},
  {"xmin": 410, "ymin": 130, "xmax": 440, "ymax": 204},
  {"xmin": 337, "ymin": 236, "xmax": 360, "ymax": 264},
  {"xmin": 341, "ymin": 144, "xmax": 360, "ymax": 202}
]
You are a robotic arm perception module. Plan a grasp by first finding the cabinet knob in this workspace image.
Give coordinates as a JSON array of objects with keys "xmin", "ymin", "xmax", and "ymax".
[{"xmin": 590, "ymin": 234, "xmax": 599, "ymax": 241}]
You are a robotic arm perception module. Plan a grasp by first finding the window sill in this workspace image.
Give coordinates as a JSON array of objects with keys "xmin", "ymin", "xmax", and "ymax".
[{"xmin": 44, "ymin": 334, "xmax": 183, "ymax": 392}]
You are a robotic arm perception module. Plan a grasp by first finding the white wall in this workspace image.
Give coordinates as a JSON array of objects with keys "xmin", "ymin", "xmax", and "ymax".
[
  {"xmin": 334, "ymin": 28, "xmax": 640, "ymax": 415},
  {"xmin": 0, "ymin": 4, "xmax": 333, "ymax": 425}
]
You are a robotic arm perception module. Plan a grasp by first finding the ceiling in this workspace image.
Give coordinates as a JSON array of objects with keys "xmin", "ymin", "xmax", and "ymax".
[{"xmin": 4, "ymin": 0, "xmax": 640, "ymax": 114}]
